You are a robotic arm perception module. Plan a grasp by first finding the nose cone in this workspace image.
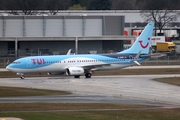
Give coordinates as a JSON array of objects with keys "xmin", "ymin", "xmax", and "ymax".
[
  {"xmin": 6, "ymin": 65, "xmax": 12, "ymax": 71},
  {"xmin": 6, "ymin": 65, "xmax": 10, "ymax": 71}
]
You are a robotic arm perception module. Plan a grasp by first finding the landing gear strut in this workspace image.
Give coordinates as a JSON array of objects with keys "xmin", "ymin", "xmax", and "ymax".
[
  {"xmin": 20, "ymin": 75, "xmax": 25, "ymax": 79},
  {"xmin": 85, "ymin": 73, "xmax": 91, "ymax": 78}
]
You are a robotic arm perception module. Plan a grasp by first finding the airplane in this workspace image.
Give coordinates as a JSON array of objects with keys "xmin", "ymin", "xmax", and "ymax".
[{"xmin": 6, "ymin": 22, "xmax": 154, "ymax": 79}]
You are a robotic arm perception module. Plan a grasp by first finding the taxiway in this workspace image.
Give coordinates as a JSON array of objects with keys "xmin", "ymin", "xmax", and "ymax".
[{"xmin": 0, "ymin": 74, "xmax": 180, "ymax": 106}]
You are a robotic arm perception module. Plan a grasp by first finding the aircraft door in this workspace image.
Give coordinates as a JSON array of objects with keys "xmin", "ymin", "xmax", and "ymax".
[{"xmin": 26, "ymin": 59, "xmax": 32, "ymax": 67}]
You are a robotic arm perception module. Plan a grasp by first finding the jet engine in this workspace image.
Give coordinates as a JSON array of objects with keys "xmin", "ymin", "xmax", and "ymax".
[{"xmin": 66, "ymin": 67, "xmax": 84, "ymax": 76}]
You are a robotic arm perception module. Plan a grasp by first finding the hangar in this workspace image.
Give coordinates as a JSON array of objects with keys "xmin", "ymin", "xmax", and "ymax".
[{"xmin": 0, "ymin": 12, "xmax": 135, "ymax": 58}]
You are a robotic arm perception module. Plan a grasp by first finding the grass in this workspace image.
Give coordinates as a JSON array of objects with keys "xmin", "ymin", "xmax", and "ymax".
[
  {"xmin": 1, "ymin": 103, "xmax": 180, "ymax": 120},
  {"xmin": 0, "ymin": 68, "xmax": 180, "ymax": 119},
  {"xmin": 154, "ymin": 77, "xmax": 180, "ymax": 86},
  {"xmin": 0, "ymin": 106, "xmax": 180, "ymax": 120},
  {"xmin": 0, "ymin": 86, "xmax": 71, "ymax": 97},
  {"xmin": 0, "ymin": 103, "xmax": 148, "ymax": 111}
]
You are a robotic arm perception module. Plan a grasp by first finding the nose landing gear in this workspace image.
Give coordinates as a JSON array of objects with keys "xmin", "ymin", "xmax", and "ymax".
[
  {"xmin": 17, "ymin": 73, "xmax": 25, "ymax": 79},
  {"xmin": 20, "ymin": 75, "xmax": 25, "ymax": 79}
]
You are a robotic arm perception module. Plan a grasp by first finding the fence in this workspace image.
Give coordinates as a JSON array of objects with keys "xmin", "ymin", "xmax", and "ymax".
[{"xmin": 142, "ymin": 56, "xmax": 180, "ymax": 65}]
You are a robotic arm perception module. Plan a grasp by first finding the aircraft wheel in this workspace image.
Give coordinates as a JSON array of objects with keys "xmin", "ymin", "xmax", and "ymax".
[
  {"xmin": 74, "ymin": 75, "xmax": 80, "ymax": 78},
  {"xmin": 20, "ymin": 75, "xmax": 25, "ymax": 79},
  {"xmin": 85, "ymin": 73, "xmax": 91, "ymax": 78}
]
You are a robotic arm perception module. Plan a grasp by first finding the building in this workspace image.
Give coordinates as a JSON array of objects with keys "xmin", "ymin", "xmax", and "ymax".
[
  {"xmin": 3, "ymin": 10, "xmax": 180, "ymax": 57},
  {"xmin": 0, "ymin": 11, "xmax": 136, "ymax": 57}
]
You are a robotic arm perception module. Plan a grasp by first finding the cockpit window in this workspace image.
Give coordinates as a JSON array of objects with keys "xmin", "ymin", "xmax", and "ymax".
[{"xmin": 13, "ymin": 62, "xmax": 21, "ymax": 64}]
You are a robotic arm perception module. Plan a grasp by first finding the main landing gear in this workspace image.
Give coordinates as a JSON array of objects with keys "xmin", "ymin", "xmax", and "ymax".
[
  {"xmin": 74, "ymin": 75, "xmax": 80, "ymax": 78},
  {"xmin": 73, "ymin": 73, "xmax": 92, "ymax": 78},
  {"xmin": 85, "ymin": 73, "xmax": 92, "ymax": 78}
]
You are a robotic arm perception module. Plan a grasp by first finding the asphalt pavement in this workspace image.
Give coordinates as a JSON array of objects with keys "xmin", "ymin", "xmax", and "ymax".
[{"xmin": 0, "ymin": 74, "xmax": 180, "ymax": 107}]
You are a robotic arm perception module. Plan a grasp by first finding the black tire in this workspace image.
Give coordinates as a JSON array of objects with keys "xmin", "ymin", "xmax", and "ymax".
[
  {"xmin": 20, "ymin": 75, "xmax": 25, "ymax": 79},
  {"xmin": 85, "ymin": 73, "xmax": 91, "ymax": 78},
  {"xmin": 74, "ymin": 75, "xmax": 80, "ymax": 78}
]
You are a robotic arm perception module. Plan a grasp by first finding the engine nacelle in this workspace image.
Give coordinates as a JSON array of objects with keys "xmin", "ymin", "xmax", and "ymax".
[{"xmin": 66, "ymin": 67, "xmax": 84, "ymax": 76}]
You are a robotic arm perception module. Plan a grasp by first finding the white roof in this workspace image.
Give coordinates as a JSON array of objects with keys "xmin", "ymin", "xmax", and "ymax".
[{"xmin": 0, "ymin": 10, "xmax": 180, "ymax": 23}]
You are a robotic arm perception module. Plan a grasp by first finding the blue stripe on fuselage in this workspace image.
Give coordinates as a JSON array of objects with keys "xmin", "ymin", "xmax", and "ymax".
[{"xmin": 9, "ymin": 53, "xmax": 149, "ymax": 69}]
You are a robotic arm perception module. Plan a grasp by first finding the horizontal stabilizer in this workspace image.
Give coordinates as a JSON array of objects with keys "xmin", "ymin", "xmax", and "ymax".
[
  {"xmin": 134, "ymin": 61, "xmax": 141, "ymax": 66},
  {"xmin": 130, "ymin": 50, "xmax": 141, "ymax": 66}
]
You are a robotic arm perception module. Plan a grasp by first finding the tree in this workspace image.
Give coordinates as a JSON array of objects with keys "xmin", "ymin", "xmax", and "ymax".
[
  {"xmin": 78, "ymin": 0, "xmax": 93, "ymax": 7},
  {"xmin": 6, "ymin": 0, "xmax": 39, "ymax": 15},
  {"xmin": 6, "ymin": 0, "xmax": 19, "ymax": 15},
  {"xmin": 68, "ymin": 4, "xmax": 86, "ymax": 10},
  {"xmin": 135, "ymin": 0, "xmax": 149, "ymax": 10},
  {"xmin": 71, "ymin": 0, "xmax": 80, "ymax": 5},
  {"xmin": 61, "ymin": 0, "xmax": 72, "ymax": 10},
  {"xmin": 141, "ymin": 10, "xmax": 177, "ymax": 36},
  {"xmin": 110, "ymin": 0, "xmax": 136, "ymax": 10},
  {"xmin": 74, "ymin": 0, "xmax": 93, "ymax": 9},
  {"xmin": 88, "ymin": 0, "xmax": 111, "ymax": 10},
  {"xmin": 140, "ymin": 0, "xmax": 178, "ymax": 36},
  {"xmin": 0, "ymin": 0, "xmax": 7, "ymax": 10},
  {"xmin": 16, "ymin": 0, "xmax": 39, "ymax": 15},
  {"xmin": 46, "ymin": 0, "xmax": 71, "ymax": 15},
  {"xmin": 46, "ymin": 0, "xmax": 60, "ymax": 15}
]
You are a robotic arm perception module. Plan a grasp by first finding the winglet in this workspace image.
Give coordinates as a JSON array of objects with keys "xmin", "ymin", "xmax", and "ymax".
[{"xmin": 66, "ymin": 49, "xmax": 72, "ymax": 55}]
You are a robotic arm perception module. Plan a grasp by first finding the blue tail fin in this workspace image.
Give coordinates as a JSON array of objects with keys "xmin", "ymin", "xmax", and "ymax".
[{"xmin": 119, "ymin": 22, "xmax": 154, "ymax": 54}]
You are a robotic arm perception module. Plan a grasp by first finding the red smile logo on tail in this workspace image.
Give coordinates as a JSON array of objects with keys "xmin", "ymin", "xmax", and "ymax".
[{"xmin": 138, "ymin": 38, "xmax": 150, "ymax": 49}]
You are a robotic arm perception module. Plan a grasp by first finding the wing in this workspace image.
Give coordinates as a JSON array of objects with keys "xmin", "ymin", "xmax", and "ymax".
[
  {"xmin": 73, "ymin": 63, "xmax": 111, "ymax": 70},
  {"xmin": 70, "ymin": 61, "xmax": 129, "ymax": 71}
]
